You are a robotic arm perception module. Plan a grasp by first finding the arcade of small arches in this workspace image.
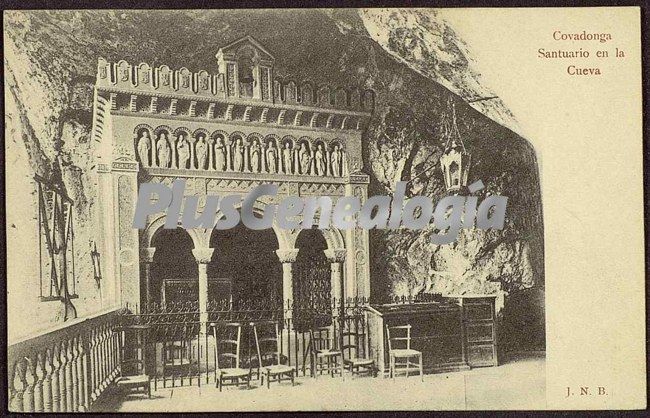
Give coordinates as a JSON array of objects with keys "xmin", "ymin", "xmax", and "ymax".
[
  {"xmin": 139, "ymin": 210, "xmax": 348, "ymax": 324},
  {"xmin": 134, "ymin": 125, "xmax": 349, "ymax": 177}
]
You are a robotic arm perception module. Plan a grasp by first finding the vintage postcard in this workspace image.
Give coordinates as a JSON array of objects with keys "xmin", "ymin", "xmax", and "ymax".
[{"xmin": 4, "ymin": 7, "xmax": 645, "ymax": 411}]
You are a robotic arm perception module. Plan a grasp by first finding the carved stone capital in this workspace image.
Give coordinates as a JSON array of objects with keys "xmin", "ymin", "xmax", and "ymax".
[
  {"xmin": 192, "ymin": 247, "xmax": 214, "ymax": 264},
  {"xmin": 275, "ymin": 249, "xmax": 299, "ymax": 264},
  {"xmin": 324, "ymin": 249, "xmax": 346, "ymax": 263},
  {"xmin": 140, "ymin": 247, "xmax": 156, "ymax": 263}
]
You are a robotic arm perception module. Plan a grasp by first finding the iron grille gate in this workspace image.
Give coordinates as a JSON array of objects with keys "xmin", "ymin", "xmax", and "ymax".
[{"xmin": 293, "ymin": 257, "xmax": 332, "ymax": 332}]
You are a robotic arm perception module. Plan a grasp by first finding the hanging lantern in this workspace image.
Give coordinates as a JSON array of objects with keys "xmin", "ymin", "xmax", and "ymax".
[{"xmin": 440, "ymin": 101, "xmax": 471, "ymax": 192}]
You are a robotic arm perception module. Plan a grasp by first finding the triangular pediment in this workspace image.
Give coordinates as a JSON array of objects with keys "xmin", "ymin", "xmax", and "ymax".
[{"xmin": 217, "ymin": 35, "xmax": 275, "ymax": 62}]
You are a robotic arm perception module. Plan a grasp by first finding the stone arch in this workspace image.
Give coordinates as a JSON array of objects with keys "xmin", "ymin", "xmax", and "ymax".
[
  {"xmin": 274, "ymin": 77, "xmax": 284, "ymax": 102},
  {"xmin": 247, "ymin": 132, "xmax": 264, "ymax": 144},
  {"xmin": 229, "ymin": 131, "xmax": 246, "ymax": 143},
  {"xmin": 322, "ymin": 228, "xmax": 345, "ymax": 250},
  {"xmin": 283, "ymin": 227, "xmax": 345, "ymax": 251},
  {"xmin": 212, "ymin": 200, "xmax": 292, "ymax": 251},
  {"xmin": 313, "ymin": 137, "xmax": 328, "ymax": 147},
  {"xmin": 193, "ymin": 128, "xmax": 209, "ymax": 141},
  {"xmin": 297, "ymin": 136, "xmax": 314, "ymax": 150},
  {"xmin": 175, "ymin": 67, "xmax": 193, "ymax": 91},
  {"xmin": 148, "ymin": 226, "xmax": 198, "ymax": 306},
  {"xmin": 173, "ymin": 126, "xmax": 192, "ymax": 139},
  {"xmin": 235, "ymin": 44, "xmax": 258, "ymax": 99},
  {"xmin": 263, "ymin": 133, "xmax": 281, "ymax": 148},
  {"xmin": 329, "ymin": 138, "xmax": 345, "ymax": 151},
  {"xmin": 143, "ymin": 214, "xmax": 205, "ymax": 249},
  {"xmin": 317, "ymin": 84, "xmax": 331, "ymax": 106},
  {"xmin": 115, "ymin": 60, "xmax": 131, "ymax": 84},
  {"xmin": 153, "ymin": 125, "xmax": 173, "ymax": 138},
  {"xmin": 335, "ymin": 87, "xmax": 349, "ymax": 108},
  {"xmin": 281, "ymin": 134, "xmax": 297, "ymax": 149},
  {"xmin": 301, "ymin": 81, "xmax": 314, "ymax": 105},
  {"xmin": 284, "ymin": 79, "xmax": 298, "ymax": 103},
  {"xmin": 210, "ymin": 129, "xmax": 228, "ymax": 143},
  {"xmin": 133, "ymin": 123, "xmax": 154, "ymax": 138}
]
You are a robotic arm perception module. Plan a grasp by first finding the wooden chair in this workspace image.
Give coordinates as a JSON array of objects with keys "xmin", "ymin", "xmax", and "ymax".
[
  {"xmin": 212, "ymin": 322, "xmax": 253, "ymax": 391},
  {"xmin": 309, "ymin": 326, "xmax": 343, "ymax": 378},
  {"xmin": 251, "ymin": 320, "xmax": 296, "ymax": 388},
  {"xmin": 340, "ymin": 318, "xmax": 376, "ymax": 378},
  {"xmin": 115, "ymin": 325, "xmax": 151, "ymax": 397},
  {"xmin": 386, "ymin": 324, "xmax": 423, "ymax": 381}
]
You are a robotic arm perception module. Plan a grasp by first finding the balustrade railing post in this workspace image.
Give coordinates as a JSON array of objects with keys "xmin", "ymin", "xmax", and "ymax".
[
  {"xmin": 64, "ymin": 339, "xmax": 74, "ymax": 412},
  {"xmin": 34, "ymin": 354, "xmax": 45, "ymax": 412},
  {"xmin": 23, "ymin": 356, "xmax": 36, "ymax": 413},
  {"xmin": 42, "ymin": 349, "xmax": 53, "ymax": 412},
  {"xmin": 70, "ymin": 338, "xmax": 79, "ymax": 412},
  {"xmin": 51, "ymin": 344, "xmax": 61, "ymax": 412},
  {"xmin": 81, "ymin": 332, "xmax": 90, "ymax": 412},
  {"xmin": 9, "ymin": 361, "xmax": 23, "ymax": 412}
]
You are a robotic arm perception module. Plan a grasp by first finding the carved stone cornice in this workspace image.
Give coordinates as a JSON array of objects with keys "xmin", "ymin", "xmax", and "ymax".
[
  {"xmin": 143, "ymin": 167, "xmax": 348, "ymax": 186},
  {"xmin": 140, "ymin": 247, "xmax": 156, "ymax": 263},
  {"xmin": 324, "ymin": 249, "xmax": 346, "ymax": 263},
  {"xmin": 192, "ymin": 247, "xmax": 215, "ymax": 264},
  {"xmin": 112, "ymin": 160, "xmax": 139, "ymax": 172},
  {"xmin": 347, "ymin": 173, "xmax": 370, "ymax": 184},
  {"xmin": 99, "ymin": 88, "xmax": 369, "ymax": 133},
  {"xmin": 96, "ymin": 86, "xmax": 371, "ymax": 118},
  {"xmin": 275, "ymin": 249, "xmax": 299, "ymax": 263}
]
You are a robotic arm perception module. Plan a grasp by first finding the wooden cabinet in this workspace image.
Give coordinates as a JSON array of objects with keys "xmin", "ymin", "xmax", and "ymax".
[
  {"xmin": 460, "ymin": 295, "xmax": 498, "ymax": 367},
  {"xmin": 366, "ymin": 295, "xmax": 498, "ymax": 377}
]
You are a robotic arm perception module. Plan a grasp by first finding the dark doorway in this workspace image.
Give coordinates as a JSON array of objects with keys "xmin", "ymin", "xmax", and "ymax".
[
  {"xmin": 149, "ymin": 228, "xmax": 197, "ymax": 306},
  {"xmin": 209, "ymin": 222, "xmax": 282, "ymax": 305}
]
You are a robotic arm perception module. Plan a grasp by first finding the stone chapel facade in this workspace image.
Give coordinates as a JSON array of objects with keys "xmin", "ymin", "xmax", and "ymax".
[{"xmin": 91, "ymin": 36, "xmax": 375, "ymax": 321}]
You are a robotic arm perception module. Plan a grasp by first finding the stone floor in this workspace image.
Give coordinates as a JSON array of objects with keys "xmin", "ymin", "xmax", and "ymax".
[{"xmin": 92, "ymin": 351, "xmax": 546, "ymax": 411}]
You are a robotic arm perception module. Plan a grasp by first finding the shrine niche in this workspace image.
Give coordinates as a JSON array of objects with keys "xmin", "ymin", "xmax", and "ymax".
[{"xmin": 92, "ymin": 35, "xmax": 374, "ymax": 313}]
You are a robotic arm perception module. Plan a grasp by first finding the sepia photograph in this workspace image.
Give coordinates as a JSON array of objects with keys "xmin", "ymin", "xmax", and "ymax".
[{"xmin": 4, "ymin": 6, "xmax": 644, "ymax": 412}]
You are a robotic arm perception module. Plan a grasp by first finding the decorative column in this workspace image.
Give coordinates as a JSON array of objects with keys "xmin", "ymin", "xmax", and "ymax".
[
  {"xmin": 225, "ymin": 139, "xmax": 232, "ymax": 171},
  {"xmin": 207, "ymin": 137, "xmax": 214, "ymax": 170},
  {"xmin": 139, "ymin": 248, "xmax": 156, "ymax": 309},
  {"xmin": 192, "ymin": 247, "xmax": 214, "ymax": 334},
  {"xmin": 275, "ymin": 249, "xmax": 299, "ymax": 319},
  {"xmin": 149, "ymin": 134, "xmax": 156, "ymax": 168},
  {"xmin": 189, "ymin": 137, "xmax": 196, "ymax": 169},
  {"xmin": 243, "ymin": 140, "xmax": 250, "ymax": 173},
  {"xmin": 261, "ymin": 143, "xmax": 268, "ymax": 174},
  {"xmin": 324, "ymin": 249, "xmax": 346, "ymax": 302}
]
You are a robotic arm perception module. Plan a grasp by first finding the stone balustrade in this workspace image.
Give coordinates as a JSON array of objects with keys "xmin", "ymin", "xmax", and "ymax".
[{"xmin": 7, "ymin": 309, "xmax": 122, "ymax": 412}]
